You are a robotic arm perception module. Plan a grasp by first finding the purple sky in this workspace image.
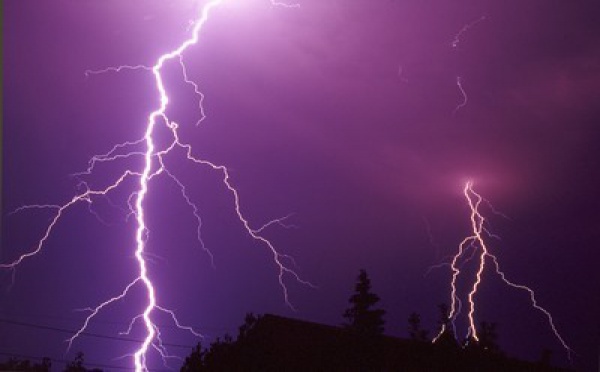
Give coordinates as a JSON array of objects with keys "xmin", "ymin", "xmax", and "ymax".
[{"xmin": 3, "ymin": 0, "xmax": 599, "ymax": 370}]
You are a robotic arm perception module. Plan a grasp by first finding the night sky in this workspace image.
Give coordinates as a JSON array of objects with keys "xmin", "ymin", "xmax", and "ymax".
[{"xmin": 2, "ymin": 0, "xmax": 599, "ymax": 370}]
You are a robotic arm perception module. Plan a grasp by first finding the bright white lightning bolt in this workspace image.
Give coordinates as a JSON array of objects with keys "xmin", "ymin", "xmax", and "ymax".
[
  {"xmin": 2, "ymin": 0, "xmax": 311, "ymax": 370},
  {"xmin": 432, "ymin": 181, "xmax": 572, "ymax": 359}
]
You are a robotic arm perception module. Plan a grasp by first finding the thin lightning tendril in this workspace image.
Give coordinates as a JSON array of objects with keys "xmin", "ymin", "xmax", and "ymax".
[
  {"xmin": 451, "ymin": 15, "xmax": 487, "ymax": 50},
  {"xmin": 432, "ymin": 181, "xmax": 572, "ymax": 359},
  {"xmin": 451, "ymin": 15, "xmax": 486, "ymax": 115},
  {"xmin": 84, "ymin": 65, "xmax": 151, "ymax": 78},
  {"xmin": 452, "ymin": 76, "xmax": 468, "ymax": 116},
  {"xmin": 3, "ymin": 1, "xmax": 309, "ymax": 371}
]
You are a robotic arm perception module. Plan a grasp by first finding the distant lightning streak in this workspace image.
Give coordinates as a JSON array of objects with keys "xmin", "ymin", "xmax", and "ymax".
[
  {"xmin": 450, "ymin": 16, "xmax": 486, "ymax": 115},
  {"xmin": 451, "ymin": 15, "xmax": 486, "ymax": 49},
  {"xmin": 433, "ymin": 181, "xmax": 572, "ymax": 358},
  {"xmin": 3, "ymin": 0, "xmax": 310, "ymax": 371},
  {"xmin": 452, "ymin": 76, "xmax": 468, "ymax": 116}
]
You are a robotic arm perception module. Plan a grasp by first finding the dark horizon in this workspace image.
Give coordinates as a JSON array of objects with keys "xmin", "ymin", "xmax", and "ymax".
[{"xmin": 0, "ymin": 308, "xmax": 577, "ymax": 371}]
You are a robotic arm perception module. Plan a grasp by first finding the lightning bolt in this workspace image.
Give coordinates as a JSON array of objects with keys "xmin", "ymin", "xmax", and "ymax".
[
  {"xmin": 450, "ymin": 15, "xmax": 486, "ymax": 115},
  {"xmin": 451, "ymin": 15, "xmax": 487, "ymax": 50},
  {"xmin": 433, "ymin": 181, "xmax": 572, "ymax": 359},
  {"xmin": 2, "ymin": 0, "xmax": 311, "ymax": 371},
  {"xmin": 452, "ymin": 76, "xmax": 468, "ymax": 116}
]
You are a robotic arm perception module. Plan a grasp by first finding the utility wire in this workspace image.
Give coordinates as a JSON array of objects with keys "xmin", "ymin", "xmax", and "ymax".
[
  {"xmin": 0, "ymin": 318, "xmax": 196, "ymax": 349},
  {"xmin": 1, "ymin": 312, "xmax": 231, "ymax": 333}
]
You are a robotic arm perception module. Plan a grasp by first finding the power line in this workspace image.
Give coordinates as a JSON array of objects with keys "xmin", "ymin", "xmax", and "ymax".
[
  {"xmin": 1, "ymin": 311, "xmax": 231, "ymax": 333},
  {"xmin": 0, "ymin": 318, "xmax": 195, "ymax": 349}
]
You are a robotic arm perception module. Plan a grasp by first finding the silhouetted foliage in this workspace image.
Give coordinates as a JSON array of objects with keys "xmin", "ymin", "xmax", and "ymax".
[
  {"xmin": 407, "ymin": 312, "xmax": 429, "ymax": 342},
  {"xmin": 0, "ymin": 356, "xmax": 51, "ymax": 371},
  {"xmin": 64, "ymin": 352, "xmax": 85, "ymax": 372},
  {"xmin": 181, "ymin": 343, "xmax": 205, "ymax": 372},
  {"xmin": 202, "ymin": 334, "xmax": 236, "ymax": 370},
  {"xmin": 343, "ymin": 269, "xmax": 385, "ymax": 336},
  {"xmin": 238, "ymin": 312, "xmax": 259, "ymax": 340},
  {"xmin": 180, "ymin": 313, "xmax": 262, "ymax": 371},
  {"xmin": 477, "ymin": 321, "xmax": 501, "ymax": 354},
  {"xmin": 64, "ymin": 352, "xmax": 102, "ymax": 372},
  {"xmin": 179, "ymin": 311, "xmax": 571, "ymax": 372},
  {"xmin": 178, "ymin": 278, "xmax": 570, "ymax": 371},
  {"xmin": 341, "ymin": 269, "xmax": 387, "ymax": 371},
  {"xmin": 433, "ymin": 303, "xmax": 459, "ymax": 350}
]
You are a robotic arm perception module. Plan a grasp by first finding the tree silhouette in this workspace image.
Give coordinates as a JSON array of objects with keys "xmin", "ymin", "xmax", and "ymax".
[
  {"xmin": 343, "ymin": 269, "xmax": 385, "ymax": 336},
  {"xmin": 181, "ymin": 343, "xmax": 205, "ymax": 372},
  {"xmin": 237, "ymin": 312, "xmax": 259, "ymax": 340},
  {"xmin": 478, "ymin": 321, "xmax": 500, "ymax": 354},
  {"xmin": 0, "ymin": 357, "xmax": 51, "ymax": 371},
  {"xmin": 64, "ymin": 352, "xmax": 101, "ymax": 372},
  {"xmin": 434, "ymin": 303, "xmax": 458, "ymax": 350},
  {"xmin": 180, "ymin": 314, "xmax": 264, "ymax": 371},
  {"xmin": 342, "ymin": 269, "xmax": 386, "ymax": 371},
  {"xmin": 64, "ymin": 352, "xmax": 86, "ymax": 372},
  {"xmin": 178, "ymin": 309, "xmax": 569, "ymax": 372},
  {"xmin": 407, "ymin": 312, "xmax": 429, "ymax": 342}
]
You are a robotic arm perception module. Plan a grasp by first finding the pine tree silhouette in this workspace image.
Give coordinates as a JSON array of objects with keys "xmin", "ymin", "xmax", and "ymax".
[{"xmin": 343, "ymin": 269, "xmax": 386, "ymax": 336}]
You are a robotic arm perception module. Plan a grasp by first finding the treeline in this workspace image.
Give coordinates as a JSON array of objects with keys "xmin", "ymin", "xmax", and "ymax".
[
  {"xmin": 179, "ymin": 269, "xmax": 568, "ymax": 371},
  {"xmin": 1, "ymin": 270, "xmax": 568, "ymax": 371},
  {"xmin": 0, "ymin": 352, "xmax": 100, "ymax": 372}
]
